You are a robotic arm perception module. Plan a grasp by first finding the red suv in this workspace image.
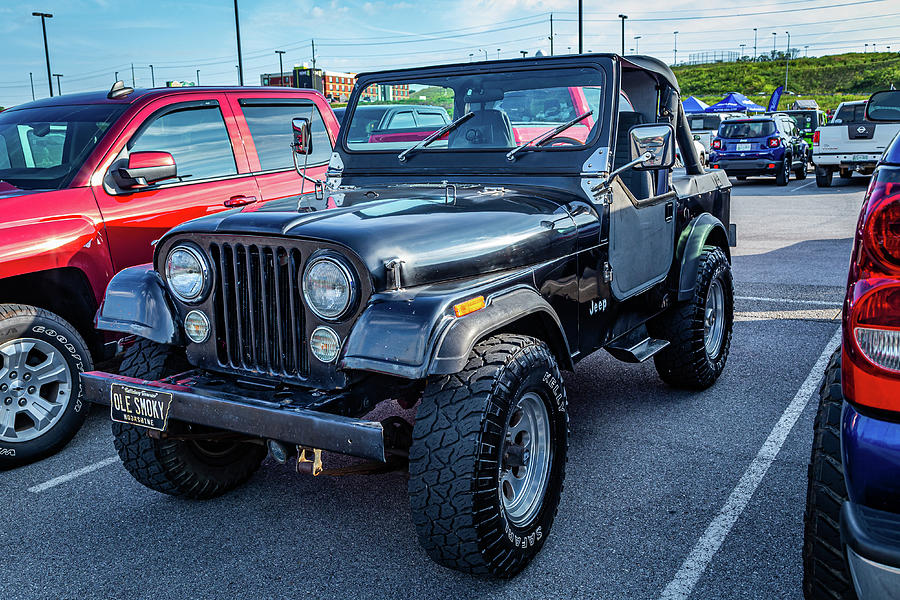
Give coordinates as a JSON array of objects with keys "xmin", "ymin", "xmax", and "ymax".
[{"xmin": 0, "ymin": 84, "xmax": 338, "ymax": 467}]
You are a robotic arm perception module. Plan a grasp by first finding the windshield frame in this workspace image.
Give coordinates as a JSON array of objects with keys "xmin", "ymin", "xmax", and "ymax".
[
  {"xmin": 0, "ymin": 103, "xmax": 127, "ymax": 191},
  {"xmin": 336, "ymin": 59, "xmax": 612, "ymax": 175}
]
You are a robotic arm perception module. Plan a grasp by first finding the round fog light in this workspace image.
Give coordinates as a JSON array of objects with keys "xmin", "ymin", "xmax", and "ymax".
[
  {"xmin": 310, "ymin": 326, "xmax": 341, "ymax": 363},
  {"xmin": 184, "ymin": 310, "xmax": 210, "ymax": 343}
]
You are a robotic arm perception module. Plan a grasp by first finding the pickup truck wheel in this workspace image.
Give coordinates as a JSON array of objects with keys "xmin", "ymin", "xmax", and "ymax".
[
  {"xmin": 111, "ymin": 339, "xmax": 266, "ymax": 499},
  {"xmin": 648, "ymin": 246, "xmax": 733, "ymax": 390},
  {"xmin": 776, "ymin": 156, "xmax": 790, "ymax": 186},
  {"xmin": 816, "ymin": 167, "xmax": 834, "ymax": 188},
  {"xmin": 0, "ymin": 304, "xmax": 92, "ymax": 469},
  {"xmin": 408, "ymin": 334, "xmax": 568, "ymax": 577},
  {"xmin": 802, "ymin": 348, "xmax": 858, "ymax": 600}
]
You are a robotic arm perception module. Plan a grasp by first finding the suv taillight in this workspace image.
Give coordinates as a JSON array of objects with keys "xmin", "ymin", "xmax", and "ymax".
[
  {"xmin": 813, "ymin": 130, "xmax": 820, "ymax": 146},
  {"xmin": 767, "ymin": 137, "xmax": 781, "ymax": 148},
  {"xmin": 711, "ymin": 139, "xmax": 722, "ymax": 150}
]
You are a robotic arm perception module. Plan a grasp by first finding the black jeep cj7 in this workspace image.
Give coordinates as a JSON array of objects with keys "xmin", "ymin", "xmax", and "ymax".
[{"xmin": 83, "ymin": 55, "xmax": 735, "ymax": 577}]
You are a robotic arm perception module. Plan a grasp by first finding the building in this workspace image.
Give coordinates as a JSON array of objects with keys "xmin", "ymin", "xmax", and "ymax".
[
  {"xmin": 359, "ymin": 83, "xmax": 410, "ymax": 102},
  {"xmin": 323, "ymin": 70, "xmax": 357, "ymax": 102},
  {"xmin": 260, "ymin": 66, "xmax": 409, "ymax": 104}
]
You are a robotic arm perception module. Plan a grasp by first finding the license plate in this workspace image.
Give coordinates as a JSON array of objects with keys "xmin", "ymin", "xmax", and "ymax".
[
  {"xmin": 110, "ymin": 383, "xmax": 174, "ymax": 431},
  {"xmin": 736, "ymin": 143, "xmax": 751, "ymax": 151},
  {"xmin": 852, "ymin": 154, "xmax": 869, "ymax": 162}
]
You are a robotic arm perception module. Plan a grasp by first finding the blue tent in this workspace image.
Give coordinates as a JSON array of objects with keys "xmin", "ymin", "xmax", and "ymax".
[
  {"xmin": 682, "ymin": 96, "xmax": 709, "ymax": 113},
  {"xmin": 705, "ymin": 92, "xmax": 766, "ymax": 113}
]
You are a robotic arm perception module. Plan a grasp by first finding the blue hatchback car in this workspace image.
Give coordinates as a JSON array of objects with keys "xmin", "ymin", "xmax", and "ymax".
[
  {"xmin": 803, "ymin": 89, "xmax": 900, "ymax": 600},
  {"xmin": 708, "ymin": 114, "xmax": 809, "ymax": 185}
]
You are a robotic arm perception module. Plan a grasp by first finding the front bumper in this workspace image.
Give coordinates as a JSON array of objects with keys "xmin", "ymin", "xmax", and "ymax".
[
  {"xmin": 841, "ymin": 502, "xmax": 900, "ymax": 599},
  {"xmin": 81, "ymin": 370, "xmax": 388, "ymax": 462}
]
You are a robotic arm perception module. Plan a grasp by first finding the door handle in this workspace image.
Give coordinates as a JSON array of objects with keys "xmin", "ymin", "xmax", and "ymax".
[
  {"xmin": 665, "ymin": 201, "xmax": 674, "ymax": 222},
  {"xmin": 224, "ymin": 195, "xmax": 257, "ymax": 207}
]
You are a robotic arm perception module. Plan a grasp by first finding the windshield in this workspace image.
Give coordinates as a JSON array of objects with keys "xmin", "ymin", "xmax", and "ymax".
[
  {"xmin": 0, "ymin": 104, "xmax": 125, "ymax": 190},
  {"xmin": 718, "ymin": 120, "xmax": 776, "ymax": 139},
  {"xmin": 345, "ymin": 67, "xmax": 604, "ymax": 153},
  {"xmin": 782, "ymin": 111, "xmax": 819, "ymax": 131}
]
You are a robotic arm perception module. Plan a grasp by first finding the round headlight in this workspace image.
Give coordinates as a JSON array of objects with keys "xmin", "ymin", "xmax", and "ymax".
[
  {"xmin": 165, "ymin": 245, "xmax": 209, "ymax": 302},
  {"xmin": 310, "ymin": 326, "xmax": 341, "ymax": 363},
  {"xmin": 184, "ymin": 310, "xmax": 210, "ymax": 343},
  {"xmin": 302, "ymin": 257, "xmax": 355, "ymax": 320}
]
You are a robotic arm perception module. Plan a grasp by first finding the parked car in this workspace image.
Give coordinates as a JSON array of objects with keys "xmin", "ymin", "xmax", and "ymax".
[
  {"xmin": 775, "ymin": 108, "xmax": 827, "ymax": 160},
  {"xmin": 803, "ymin": 89, "xmax": 900, "ymax": 599},
  {"xmin": 82, "ymin": 54, "xmax": 736, "ymax": 577},
  {"xmin": 344, "ymin": 104, "xmax": 450, "ymax": 143},
  {"xmin": 813, "ymin": 99, "xmax": 900, "ymax": 187},
  {"xmin": 686, "ymin": 112, "xmax": 744, "ymax": 152},
  {"xmin": 708, "ymin": 114, "xmax": 809, "ymax": 185},
  {"xmin": 0, "ymin": 83, "xmax": 339, "ymax": 467},
  {"xmin": 676, "ymin": 134, "xmax": 707, "ymax": 167}
]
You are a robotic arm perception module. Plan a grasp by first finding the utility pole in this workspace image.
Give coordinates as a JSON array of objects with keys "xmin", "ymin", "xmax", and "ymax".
[
  {"xmin": 131, "ymin": 63, "xmax": 135, "ymax": 87},
  {"xmin": 52, "ymin": 73, "xmax": 62, "ymax": 95},
  {"xmin": 634, "ymin": 35, "xmax": 641, "ymax": 54},
  {"xmin": 32, "ymin": 12, "xmax": 53, "ymax": 97},
  {"xmin": 234, "ymin": 0, "xmax": 244, "ymax": 85},
  {"xmin": 740, "ymin": 44, "xmax": 745, "ymax": 59},
  {"xmin": 311, "ymin": 39, "xmax": 316, "ymax": 70},
  {"xmin": 618, "ymin": 15, "xmax": 628, "ymax": 55},
  {"xmin": 196, "ymin": 69, "xmax": 200, "ymax": 85},
  {"xmin": 578, "ymin": 0, "xmax": 583, "ymax": 54},
  {"xmin": 772, "ymin": 32, "xmax": 777, "ymax": 58},
  {"xmin": 149, "ymin": 65, "xmax": 155, "ymax": 87},
  {"xmin": 753, "ymin": 28, "xmax": 758, "ymax": 61},
  {"xmin": 276, "ymin": 50, "xmax": 286, "ymax": 85},
  {"xmin": 673, "ymin": 31, "xmax": 678, "ymax": 65},
  {"xmin": 784, "ymin": 31, "xmax": 791, "ymax": 91},
  {"xmin": 549, "ymin": 13, "xmax": 554, "ymax": 56},
  {"xmin": 29, "ymin": 72, "xmax": 35, "ymax": 100}
]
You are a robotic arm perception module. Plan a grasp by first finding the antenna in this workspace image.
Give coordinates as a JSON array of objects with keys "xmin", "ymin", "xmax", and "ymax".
[{"xmin": 108, "ymin": 80, "xmax": 134, "ymax": 100}]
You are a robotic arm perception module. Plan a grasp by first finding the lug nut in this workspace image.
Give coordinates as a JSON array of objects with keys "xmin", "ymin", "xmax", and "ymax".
[
  {"xmin": 27, "ymin": 386, "xmax": 36, "ymax": 394},
  {"xmin": 3, "ymin": 397, "xmax": 11, "ymax": 405},
  {"xmin": 18, "ymin": 398, "xmax": 26, "ymax": 407},
  {"xmin": 9, "ymin": 371, "xmax": 16, "ymax": 379},
  {"xmin": 23, "ymin": 373, "xmax": 30, "ymax": 381},
  {"xmin": 0, "ymin": 384, "xmax": 7, "ymax": 392}
]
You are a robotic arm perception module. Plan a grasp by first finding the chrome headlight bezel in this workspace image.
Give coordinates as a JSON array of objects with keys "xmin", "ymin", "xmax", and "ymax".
[
  {"xmin": 302, "ymin": 255, "xmax": 357, "ymax": 321},
  {"xmin": 164, "ymin": 243, "xmax": 211, "ymax": 304}
]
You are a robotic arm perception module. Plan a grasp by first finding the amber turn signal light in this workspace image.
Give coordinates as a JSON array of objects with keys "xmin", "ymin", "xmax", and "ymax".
[{"xmin": 454, "ymin": 296, "xmax": 486, "ymax": 317}]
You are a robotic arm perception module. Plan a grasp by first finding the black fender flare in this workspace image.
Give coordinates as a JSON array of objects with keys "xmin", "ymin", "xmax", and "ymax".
[
  {"xmin": 675, "ymin": 214, "xmax": 731, "ymax": 302},
  {"xmin": 94, "ymin": 265, "xmax": 181, "ymax": 345}
]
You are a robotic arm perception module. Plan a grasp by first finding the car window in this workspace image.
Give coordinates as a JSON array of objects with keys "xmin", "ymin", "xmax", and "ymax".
[
  {"xmin": 833, "ymin": 103, "xmax": 868, "ymax": 124},
  {"xmin": 719, "ymin": 120, "xmax": 775, "ymax": 138},
  {"xmin": 240, "ymin": 102, "xmax": 332, "ymax": 170},
  {"xmin": 129, "ymin": 105, "xmax": 236, "ymax": 181},
  {"xmin": 389, "ymin": 111, "xmax": 416, "ymax": 129},
  {"xmin": 416, "ymin": 112, "xmax": 448, "ymax": 127}
]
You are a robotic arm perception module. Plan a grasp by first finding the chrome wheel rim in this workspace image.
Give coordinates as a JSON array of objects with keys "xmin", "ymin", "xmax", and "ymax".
[
  {"xmin": 0, "ymin": 338, "xmax": 72, "ymax": 443},
  {"xmin": 499, "ymin": 391, "xmax": 552, "ymax": 527},
  {"xmin": 704, "ymin": 279, "xmax": 726, "ymax": 358}
]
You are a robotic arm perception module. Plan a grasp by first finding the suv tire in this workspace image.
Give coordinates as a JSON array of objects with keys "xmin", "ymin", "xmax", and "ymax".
[
  {"xmin": 795, "ymin": 161, "xmax": 808, "ymax": 180},
  {"xmin": 0, "ymin": 304, "xmax": 92, "ymax": 469},
  {"xmin": 408, "ymin": 334, "xmax": 568, "ymax": 577},
  {"xmin": 111, "ymin": 339, "xmax": 266, "ymax": 499},
  {"xmin": 649, "ymin": 246, "xmax": 734, "ymax": 389},
  {"xmin": 776, "ymin": 156, "xmax": 791, "ymax": 186},
  {"xmin": 816, "ymin": 167, "xmax": 834, "ymax": 188},
  {"xmin": 802, "ymin": 348, "xmax": 858, "ymax": 600}
]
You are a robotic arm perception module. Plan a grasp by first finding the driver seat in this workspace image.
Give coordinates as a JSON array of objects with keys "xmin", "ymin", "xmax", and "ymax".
[{"xmin": 447, "ymin": 109, "xmax": 514, "ymax": 148}]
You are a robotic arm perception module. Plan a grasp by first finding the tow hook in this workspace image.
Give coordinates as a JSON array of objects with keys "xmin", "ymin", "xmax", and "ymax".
[{"xmin": 296, "ymin": 447, "xmax": 324, "ymax": 476}]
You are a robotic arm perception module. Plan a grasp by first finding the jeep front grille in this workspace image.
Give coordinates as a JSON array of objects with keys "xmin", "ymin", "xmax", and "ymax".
[{"xmin": 210, "ymin": 242, "xmax": 307, "ymax": 377}]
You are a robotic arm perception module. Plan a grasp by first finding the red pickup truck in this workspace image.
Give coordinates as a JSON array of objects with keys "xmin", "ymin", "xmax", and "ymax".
[{"xmin": 0, "ymin": 83, "xmax": 338, "ymax": 467}]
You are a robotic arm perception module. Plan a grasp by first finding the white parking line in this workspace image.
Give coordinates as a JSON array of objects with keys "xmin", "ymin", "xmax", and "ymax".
[
  {"xmin": 27, "ymin": 455, "xmax": 119, "ymax": 493},
  {"xmin": 658, "ymin": 326, "xmax": 841, "ymax": 600},
  {"xmin": 735, "ymin": 295, "xmax": 842, "ymax": 307},
  {"xmin": 790, "ymin": 180, "xmax": 816, "ymax": 193}
]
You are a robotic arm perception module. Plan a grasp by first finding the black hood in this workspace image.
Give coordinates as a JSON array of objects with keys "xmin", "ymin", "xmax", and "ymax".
[{"xmin": 165, "ymin": 185, "xmax": 581, "ymax": 289}]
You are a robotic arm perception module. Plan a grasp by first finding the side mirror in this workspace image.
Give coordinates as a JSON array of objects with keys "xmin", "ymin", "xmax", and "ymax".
[
  {"xmin": 629, "ymin": 123, "xmax": 676, "ymax": 170},
  {"xmin": 115, "ymin": 151, "xmax": 177, "ymax": 189},
  {"xmin": 292, "ymin": 117, "xmax": 313, "ymax": 155},
  {"xmin": 865, "ymin": 90, "xmax": 900, "ymax": 122}
]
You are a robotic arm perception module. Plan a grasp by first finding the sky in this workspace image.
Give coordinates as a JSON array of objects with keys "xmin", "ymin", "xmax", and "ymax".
[{"xmin": 1, "ymin": 0, "xmax": 898, "ymax": 107}]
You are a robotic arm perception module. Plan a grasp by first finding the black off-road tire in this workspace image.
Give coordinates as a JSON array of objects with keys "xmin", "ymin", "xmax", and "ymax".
[
  {"xmin": 802, "ymin": 348, "xmax": 857, "ymax": 600},
  {"xmin": 112, "ymin": 340, "xmax": 266, "ymax": 499},
  {"xmin": 648, "ymin": 246, "xmax": 734, "ymax": 389},
  {"xmin": 408, "ymin": 334, "xmax": 568, "ymax": 577},
  {"xmin": 795, "ymin": 161, "xmax": 808, "ymax": 180},
  {"xmin": 0, "ymin": 304, "xmax": 92, "ymax": 469},
  {"xmin": 776, "ymin": 156, "xmax": 791, "ymax": 186},
  {"xmin": 816, "ymin": 167, "xmax": 834, "ymax": 188}
]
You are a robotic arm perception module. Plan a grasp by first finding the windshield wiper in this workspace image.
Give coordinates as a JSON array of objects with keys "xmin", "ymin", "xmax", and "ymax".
[
  {"xmin": 398, "ymin": 111, "xmax": 475, "ymax": 162},
  {"xmin": 506, "ymin": 110, "xmax": 593, "ymax": 162}
]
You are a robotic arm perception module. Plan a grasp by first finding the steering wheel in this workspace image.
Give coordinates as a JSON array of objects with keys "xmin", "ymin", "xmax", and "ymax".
[{"xmin": 538, "ymin": 136, "xmax": 581, "ymax": 147}]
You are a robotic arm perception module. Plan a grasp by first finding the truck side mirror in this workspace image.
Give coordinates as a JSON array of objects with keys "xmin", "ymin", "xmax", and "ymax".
[
  {"xmin": 865, "ymin": 90, "xmax": 900, "ymax": 122},
  {"xmin": 629, "ymin": 123, "xmax": 676, "ymax": 170},
  {"xmin": 292, "ymin": 117, "xmax": 313, "ymax": 155},
  {"xmin": 115, "ymin": 151, "xmax": 177, "ymax": 189}
]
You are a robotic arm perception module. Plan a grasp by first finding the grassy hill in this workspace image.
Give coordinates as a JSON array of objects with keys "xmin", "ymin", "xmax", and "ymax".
[{"xmin": 674, "ymin": 52, "xmax": 900, "ymax": 111}]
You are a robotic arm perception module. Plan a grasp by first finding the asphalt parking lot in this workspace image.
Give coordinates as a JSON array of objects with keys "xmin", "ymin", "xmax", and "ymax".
[{"xmin": 4, "ymin": 173, "xmax": 867, "ymax": 600}]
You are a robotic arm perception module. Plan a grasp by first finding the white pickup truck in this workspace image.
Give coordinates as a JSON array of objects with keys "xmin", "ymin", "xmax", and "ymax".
[{"xmin": 813, "ymin": 99, "xmax": 900, "ymax": 187}]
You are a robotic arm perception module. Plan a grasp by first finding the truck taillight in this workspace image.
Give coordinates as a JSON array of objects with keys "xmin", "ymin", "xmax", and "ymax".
[
  {"xmin": 861, "ymin": 168, "xmax": 900, "ymax": 269},
  {"xmin": 812, "ymin": 130, "xmax": 820, "ymax": 146},
  {"xmin": 767, "ymin": 137, "xmax": 781, "ymax": 148},
  {"xmin": 711, "ymin": 139, "xmax": 722, "ymax": 150},
  {"xmin": 855, "ymin": 327, "xmax": 900, "ymax": 373}
]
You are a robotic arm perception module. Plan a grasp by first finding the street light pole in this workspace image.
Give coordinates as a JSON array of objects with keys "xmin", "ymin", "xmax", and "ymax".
[
  {"xmin": 673, "ymin": 31, "xmax": 678, "ymax": 65},
  {"xmin": 196, "ymin": 69, "xmax": 200, "ymax": 85},
  {"xmin": 740, "ymin": 44, "xmax": 746, "ymax": 59},
  {"xmin": 578, "ymin": 0, "xmax": 583, "ymax": 54},
  {"xmin": 634, "ymin": 35, "xmax": 641, "ymax": 54},
  {"xmin": 520, "ymin": 50, "xmax": 527, "ymax": 58},
  {"xmin": 32, "ymin": 12, "xmax": 53, "ymax": 97},
  {"xmin": 276, "ymin": 50, "xmax": 286, "ymax": 86},
  {"xmin": 234, "ymin": 0, "xmax": 244, "ymax": 85},
  {"xmin": 549, "ymin": 13, "xmax": 553, "ymax": 56},
  {"xmin": 29, "ymin": 72, "xmax": 35, "ymax": 101},
  {"xmin": 497, "ymin": 48, "xmax": 501, "ymax": 60},
  {"xmin": 753, "ymin": 27, "xmax": 758, "ymax": 61},
  {"xmin": 52, "ymin": 73, "xmax": 62, "ymax": 95},
  {"xmin": 131, "ymin": 63, "xmax": 135, "ymax": 87},
  {"xmin": 149, "ymin": 65, "xmax": 155, "ymax": 87},
  {"xmin": 784, "ymin": 31, "xmax": 791, "ymax": 91},
  {"xmin": 772, "ymin": 32, "xmax": 777, "ymax": 58},
  {"xmin": 618, "ymin": 15, "xmax": 628, "ymax": 55}
]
